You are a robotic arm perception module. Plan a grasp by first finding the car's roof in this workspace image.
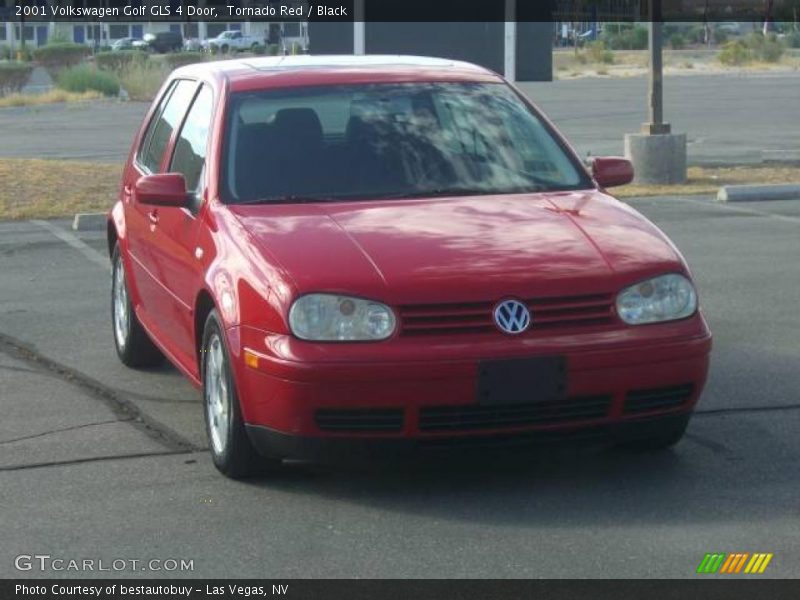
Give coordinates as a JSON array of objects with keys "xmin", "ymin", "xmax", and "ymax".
[{"xmin": 174, "ymin": 55, "xmax": 504, "ymax": 91}]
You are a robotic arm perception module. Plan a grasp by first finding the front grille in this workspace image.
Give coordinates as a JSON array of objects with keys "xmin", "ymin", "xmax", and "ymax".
[
  {"xmin": 418, "ymin": 395, "xmax": 612, "ymax": 432},
  {"xmin": 315, "ymin": 408, "xmax": 404, "ymax": 433},
  {"xmin": 624, "ymin": 384, "xmax": 694, "ymax": 414},
  {"xmin": 399, "ymin": 293, "xmax": 615, "ymax": 336}
]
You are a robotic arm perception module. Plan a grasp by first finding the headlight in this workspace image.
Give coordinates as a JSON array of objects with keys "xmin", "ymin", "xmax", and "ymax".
[
  {"xmin": 616, "ymin": 273, "xmax": 697, "ymax": 325},
  {"xmin": 289, "ymin": 294, "xmax": 396, "ymax": 341}
]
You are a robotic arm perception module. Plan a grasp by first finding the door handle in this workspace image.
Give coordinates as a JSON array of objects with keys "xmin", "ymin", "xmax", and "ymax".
[
  {"xmin": 147, "ymin": 210, "xmax": 159, "ymax": 226},
  {"xmin": 123, "ymin": 185, "xmax": 132, "ymax": 203}
]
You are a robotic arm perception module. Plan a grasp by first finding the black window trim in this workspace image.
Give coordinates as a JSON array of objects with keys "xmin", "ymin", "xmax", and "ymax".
[
  {"xmin": 167, "ymin": 81, "xmax": 216, "ymax": 213},
  {"xmin": 134, "ymin": 77, "xmax": 198, "ymax": 176}
]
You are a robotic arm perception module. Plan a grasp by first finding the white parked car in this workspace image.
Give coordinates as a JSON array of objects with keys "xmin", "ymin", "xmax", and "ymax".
[{"xmin": 205, "ymin": 30, "xmax": 261, "ymax": 54}]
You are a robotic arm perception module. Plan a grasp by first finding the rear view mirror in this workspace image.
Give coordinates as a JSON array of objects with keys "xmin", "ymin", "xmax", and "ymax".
[
  {"xmin": 592, "ymin": 157, "xmax": 634, "ymax": 188},
  {"xmin": 135, "ymin": 173, "xmax": 189, "ymax": 207}
]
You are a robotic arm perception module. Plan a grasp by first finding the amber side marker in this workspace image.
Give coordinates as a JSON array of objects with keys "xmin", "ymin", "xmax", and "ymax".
[{"xmin": 244, "ymin": 350, "xmax": 260, "ymax": 369}]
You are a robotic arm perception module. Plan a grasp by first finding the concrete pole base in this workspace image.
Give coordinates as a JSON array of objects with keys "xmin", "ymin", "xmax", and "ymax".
[{"xmin": 624, "ymin": 133, "xmax": 687, "ymax": 184}]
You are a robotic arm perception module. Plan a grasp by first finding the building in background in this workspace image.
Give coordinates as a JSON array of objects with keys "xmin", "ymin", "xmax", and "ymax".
[{"xmin": 0, "ymin": 1, "xmax": 308, "ymax": 51}]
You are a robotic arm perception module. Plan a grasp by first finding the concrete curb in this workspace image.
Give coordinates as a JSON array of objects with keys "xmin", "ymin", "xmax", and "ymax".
[
  {"xmin": 717, "ymin": 184, "xmax": 800, "ymax": 203},
  {"xmin": 72, "ymin": 212, "xmax": 107, "ymax": 231}
]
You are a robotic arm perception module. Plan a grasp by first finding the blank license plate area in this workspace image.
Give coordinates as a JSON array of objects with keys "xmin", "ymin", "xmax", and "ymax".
[{"xmin": 477, "ymin": 357, "xmax": 566, "ymax": 406}]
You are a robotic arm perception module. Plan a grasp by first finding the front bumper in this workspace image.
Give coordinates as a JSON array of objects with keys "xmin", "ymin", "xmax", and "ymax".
[
  {"xmin": 245, "ymin": 411, "xmax": 692, "ymax": 461},
  {"xmin": 226, "ymin": 313, "xmax": 712, "ymax": 449}
]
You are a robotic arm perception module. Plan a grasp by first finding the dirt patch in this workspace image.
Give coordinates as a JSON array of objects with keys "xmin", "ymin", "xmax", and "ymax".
[
  {"xmin": 0, "ymin": 89, "xmax": 103, "ymax": 108},
  {"xmin": 613, "ymin": 165, "xmax": 800, "ymax": 198},
  {"xmin": 0, "ymin": 159, "xmax": 121, "ymax": 220}
]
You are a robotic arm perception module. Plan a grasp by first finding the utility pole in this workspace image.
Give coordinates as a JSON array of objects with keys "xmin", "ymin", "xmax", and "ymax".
[
  {"xmin": 624, "ymin": 0, "xmax": 687, "ymax": 184},
  {"xmin": 643, "ymin": 19, "xmax": 670, "ymax": 134}
]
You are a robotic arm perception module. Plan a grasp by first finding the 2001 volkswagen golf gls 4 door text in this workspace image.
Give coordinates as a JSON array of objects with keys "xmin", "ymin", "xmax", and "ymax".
[{"xmin": 108, "ymin": 56, "xmax": 712, "ymax": 478}]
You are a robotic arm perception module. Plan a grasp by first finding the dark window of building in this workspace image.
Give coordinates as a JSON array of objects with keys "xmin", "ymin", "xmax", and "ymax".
[{"xmin": 109, "ymin": 25, "xmax": 129, "ymax": 39}]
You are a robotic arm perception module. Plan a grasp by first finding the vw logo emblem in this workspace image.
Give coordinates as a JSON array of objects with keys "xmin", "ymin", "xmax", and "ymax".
[{"xmin": 494, "ymin": 299, "xmax": 531, "ymax": 334}]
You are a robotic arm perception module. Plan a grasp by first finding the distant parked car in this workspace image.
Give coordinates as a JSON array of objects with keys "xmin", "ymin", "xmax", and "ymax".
[
  {"xmin": 206, "ymin": 30, "xmax": 261, "ymax": 54},
  {"xmin": 111, "ymin": 37, "xmax": 139, "ymax": 51},
  {"xmin": 143, "ymin": 31, "xmax": 183, "ymax": 53}
]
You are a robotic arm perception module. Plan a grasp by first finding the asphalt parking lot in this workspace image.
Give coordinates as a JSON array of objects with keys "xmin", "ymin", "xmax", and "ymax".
[{"xmin": 1, "ymin": 194, "xmax": 798, "ymax": 578}]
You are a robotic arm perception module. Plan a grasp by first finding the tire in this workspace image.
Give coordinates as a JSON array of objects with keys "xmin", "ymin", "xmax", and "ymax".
[
  {"xmin": 614, "ymin": 415, "xmax": 690, "ymax": 452},
  {"xmin": 221, "ymin": 44, "xmax": 229, "ymax": 54},
  {"xmin": 201, "ymin": 310, "xmax": 280, "ymax": 478},
  {"xmin": 111, "ymin": 244, "xmax": 164, "ymax": 368}
]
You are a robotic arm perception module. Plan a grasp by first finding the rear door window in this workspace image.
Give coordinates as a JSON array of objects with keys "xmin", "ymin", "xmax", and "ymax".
[
  {"xmin": 139, "ymin": 79, "xmax": 198, "ymax": 173},
  {"xmin": 169, "ymin": 85, "xmax": 214, "ymax": 193}
]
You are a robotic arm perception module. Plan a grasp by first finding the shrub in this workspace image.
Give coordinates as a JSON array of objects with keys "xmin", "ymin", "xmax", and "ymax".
[
  {"xmin": 669, "ymin": 34, "xmax": 686, "ymax": 50},
  {"xmin": 95, "ymin": 50, "xmax": 148, "ymax": 72},
  {"xmin": 602, "ymin": 25, "xmax": 648, "ymax": 50},
  {"xmin": 33, "ymin": 43, "xmax": 90, "ymax": 77},
  {"xmin": 718, "ymin": 40, "xmax": 750, "ymax": 65},
  {"xmin": 252, "ymin": 44, "xmax": 266, "ymax": 55},
  {"xmin": 744, "ymin": 32, "xmax": 786, "ymax": 62},
  {"xmin": 162, "ymin": 52, "xmax": 205, "ymax": 69},
  {"xmin": 0, "ymin": 62, "xmax": 34, "ymax": 97},
  {"xmin": 57, "ymin": 64, "xmax": 119, "ymax": 96},
  {"xmin": 586, "ymin": 40, "xmax": 614, "ymax": 64},
  {"xmin": 118, "ymin": 61, "xmax": 170, "ymax": 101},
  {"xmin": 268, "ymin": 44, "xmax": 280, "ymax": 56},
  {"xmin": 686, "ymin": 24, "xmax": 706, "ymax": 44},
  {"xmin": 0, "ymin": 44, "xmax": 10, "ymax": 60},
  {"xmin": 713, "ymin": 29, "xmax": 728, "ymax": 45},
  {"xmin": 786, "ymin": 31, "xmax": 800, "ymax": 49},
  {"xmin": 759, "ymin": 34, "xmax": 786, "ymax": 62},
  {"xmin": 15, "ymin": 46, "xmax": 33, "ymax": 62}
]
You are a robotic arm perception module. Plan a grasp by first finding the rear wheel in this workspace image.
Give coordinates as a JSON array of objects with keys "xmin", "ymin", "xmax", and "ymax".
[
  {"xmin": 111, "ymin": 244, "xmax": 163, "ymax": 368},
  {"xmin": 201, "ymin": 310, "xmax": 280, "ymax": 478}
]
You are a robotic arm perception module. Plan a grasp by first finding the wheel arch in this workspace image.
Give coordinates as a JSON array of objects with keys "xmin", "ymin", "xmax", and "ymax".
[{"xmin": 194, "ymin": 288, "xmax": 218, "ymax": 368}]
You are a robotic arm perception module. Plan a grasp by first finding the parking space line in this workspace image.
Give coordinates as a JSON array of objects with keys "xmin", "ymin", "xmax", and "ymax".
[
  {"xmin": 665, "ymin": 196, "xmax": 800, "ymax": 225},
  {"xmin": 29, "ymin": 219, "xmax": 111, "ymax": 271}
]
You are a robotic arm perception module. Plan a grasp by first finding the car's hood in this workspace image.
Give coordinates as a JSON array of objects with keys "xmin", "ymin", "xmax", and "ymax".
[{"xmin": 229, "ymin": 191, "xmax": 685, "ymax": 303}]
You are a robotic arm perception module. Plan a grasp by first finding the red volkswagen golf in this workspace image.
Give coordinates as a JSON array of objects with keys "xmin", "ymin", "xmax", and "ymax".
[{"xmin": 108, "ymin": 56, "xmax": 711, "ymax": 478}]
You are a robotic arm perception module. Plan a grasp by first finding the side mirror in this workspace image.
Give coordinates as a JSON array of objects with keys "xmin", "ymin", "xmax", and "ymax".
[
  {"xmin": 592, "ymin": 157, "xmax": 634, "ymax": 188},
  {"xmin": 135, "ymin": 173, "xmax": 189, "ymax": 207}
]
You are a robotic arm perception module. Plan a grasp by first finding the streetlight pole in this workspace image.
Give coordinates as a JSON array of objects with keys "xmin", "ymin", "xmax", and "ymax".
[
  {"xmin": 644, "ymin": 2, "xmax": 670, "ymax": 134},
  {"xmin": 624, "ymin": 0, "xmax": 687, "ymax": 184}
]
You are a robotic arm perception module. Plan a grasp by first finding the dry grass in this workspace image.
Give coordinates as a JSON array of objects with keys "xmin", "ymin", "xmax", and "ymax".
[
  {"xmin": 554, "ymin": 47, "xmax": 800, "ymax": 79},
  {"xmin": 613, "ymin": 165, "xmax": 800, "ymax": 198},
  {"xmin": 118, "ymin": 62, "xmax": 171, "ymax": 102},
  {"xmin": 0, "ymin": 89, "xmax": 102, "ymax": 108},
  {"xmin": 0, "ymin": 159, "xmax": 121, "ymax": 220},
  {"xmin": 1, "ymin": 160, "xmax": 798, "ymax": 220}
]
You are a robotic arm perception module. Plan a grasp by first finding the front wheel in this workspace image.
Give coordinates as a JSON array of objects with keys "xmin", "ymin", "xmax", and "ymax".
[
  {"xmin": 111, "ymin": 244, "xmax": 163, "ymax": 368},
  {"xmin": 201, "ymin": 310, "xmax": 280, "ymax": 478}
]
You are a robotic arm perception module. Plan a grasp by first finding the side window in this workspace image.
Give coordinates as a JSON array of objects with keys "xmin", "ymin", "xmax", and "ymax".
[
  {"xmin": 138, "ymin": 80, "xmax": 175, "ymax": 168},
  {"xmin": 139, "ymin": 80, "xmax": 198, "ymax": 174},
  {"xmin": 170, "ymin": 85, "xmax": 214, "ymax": 193}
]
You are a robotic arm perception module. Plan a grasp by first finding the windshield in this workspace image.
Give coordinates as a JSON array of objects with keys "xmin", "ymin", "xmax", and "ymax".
[{"xmin": 221, "ymin": 82, "xmax": 592, "ymax": 204}]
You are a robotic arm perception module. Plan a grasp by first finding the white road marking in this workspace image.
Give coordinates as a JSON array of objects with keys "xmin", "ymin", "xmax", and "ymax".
[
  {"xmin": 30, "ymin": 219, "xmax": 111, "ymax": 271},
  {"xmin": 645, "ymin": 196, "xmax": 800, "ymax": 225}
]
